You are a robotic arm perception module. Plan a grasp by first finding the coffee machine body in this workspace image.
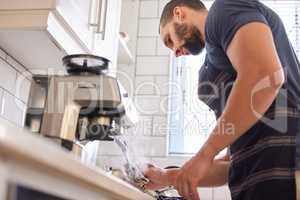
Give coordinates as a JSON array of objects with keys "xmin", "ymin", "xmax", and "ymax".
[
  {"xmin": 43, "ymin": 75, "xmax": 123, "ymax": 143},
  {"xmin": 25, "ymin": 54, "xmax": 138, "ymax": 155}
]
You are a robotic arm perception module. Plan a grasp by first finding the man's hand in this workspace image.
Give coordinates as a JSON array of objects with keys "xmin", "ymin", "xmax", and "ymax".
[
  {"xmin": 175, "ymin": 152, "xmax": 214, "ymax": 200},
  {"xmin": 143, "ymin": 164, "xmax": 179, "ymax": 190}
]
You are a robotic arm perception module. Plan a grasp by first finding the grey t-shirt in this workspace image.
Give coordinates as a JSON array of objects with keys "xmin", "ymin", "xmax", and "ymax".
[
  {"xmin": 203, "ymin": 0, "xmax": 300, "ymax": 169},
  {"xmin": 205, "ymin": 0, "xmax": 300, "ymax": 105}
]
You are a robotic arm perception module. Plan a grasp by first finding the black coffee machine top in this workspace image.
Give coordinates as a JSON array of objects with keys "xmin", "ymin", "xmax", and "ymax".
[{"xmin": 62, "ymin": 54, "xmax": 110, "ymax": 75}]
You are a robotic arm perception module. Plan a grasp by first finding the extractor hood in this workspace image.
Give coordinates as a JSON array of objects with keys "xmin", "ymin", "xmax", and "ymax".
[{"xmin": 0, "ymin": 0, "xmax": 89, "ymax": 74}]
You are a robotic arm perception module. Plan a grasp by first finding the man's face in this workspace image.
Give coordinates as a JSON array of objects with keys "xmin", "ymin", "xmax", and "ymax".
[{"xmin": 160, "ymin": 22, "xmax": 205, "ymax": 57}]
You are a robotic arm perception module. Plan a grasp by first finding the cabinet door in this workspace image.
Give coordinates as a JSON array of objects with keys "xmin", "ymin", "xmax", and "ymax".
[
  {"xmin": 92, "ymin": 0, "xmax": 122, "ymax": 71},
  {"xmin": 56, "ymin": 0, "xmax": 94, "ymax": 52}
]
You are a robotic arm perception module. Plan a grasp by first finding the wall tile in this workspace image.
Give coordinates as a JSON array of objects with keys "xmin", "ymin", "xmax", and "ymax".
[
  {"xmin": 98, "ymin": 136, "xmax": 167, "ymax": 157},
  {"xmin": 15, "ymin": 73, "xmax": 31, "ymax": 103},
  {"xmin": 155, "ymin": 75, "xmax": 170, "ymax": 95},
  {"xmin": 132, "ymin": 136, "xmax": 167, "ymax": 157},
  {"xmin": 140, "ymin": 1, "xmax": 159, "ymax": 18},
  {"xmin": 136, "ymin": 56, "xmax": 169, "ymax": 75},
  {"xmin": 97, "ymin": 141, "xmax": 123, "ymax": 156},
  {"xmin": 0, "ymin": 59, "xmax": 17, "ymax": 94},
  {"xmin": 156, "ymin": 37, "xmax": 170, "ymax": 56},
  {"xmin": 138, "ymin": 19, "xmax": 160, "ymax": 37},
  {"xmin": 1, "ymin": 91, "xmax": 26, "ymax": 127},
  {"xmin": 135, "ymin": 76, "xmax": 156, "ymax": 95},
  {"xmin": 124, "ymin": 115, "xmax": 153, "ymax": 136},
  {"xmin": 137, "ymin": 37, "xmax": 157, "ymax": 56},
  {"xmin": 131, "ymin": 115, "xmax": 153, "ymax": 136},
  {"xmin": 135, "ymin": 95, "xmax": 168, "ymax": 115},
  {"xmin": 153, "ymin": 115, "xmax": 168, "ymax": 136}
]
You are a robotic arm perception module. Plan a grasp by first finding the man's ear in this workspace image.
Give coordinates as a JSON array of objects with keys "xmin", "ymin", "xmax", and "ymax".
[{"xmin": 173, "ymin": 6, "xmax": 185, "ymax": 23}]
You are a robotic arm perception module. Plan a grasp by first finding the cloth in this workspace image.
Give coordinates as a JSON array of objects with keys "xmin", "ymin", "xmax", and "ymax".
[{"xmin": 198, "ymin": 0, "xmax": 300, "ymax": 199}]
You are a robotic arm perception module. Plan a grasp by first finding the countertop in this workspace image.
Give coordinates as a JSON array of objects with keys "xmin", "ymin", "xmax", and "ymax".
[{"xmin": 0, "ymin": 118, "xmax": 154, "ymax": 200}]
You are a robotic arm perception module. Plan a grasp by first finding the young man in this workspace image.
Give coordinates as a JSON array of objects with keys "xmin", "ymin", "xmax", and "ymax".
[{"xmin": 143, "ymin": 0, "xmax": 300, "ymax": 200}]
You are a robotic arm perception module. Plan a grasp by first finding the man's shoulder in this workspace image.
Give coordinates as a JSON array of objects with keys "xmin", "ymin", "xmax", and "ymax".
[
  {"xmin": 206, "ymin": 0, "xmax": 226, "ymax": 28},
  {"xmin": 205, "ymin": 0, "xmax": 265, "ymax": 47},
  {"xmin": 209, "ymin": 0, "xmax": 258, "ymax": 12},
  {"xmin": 207, "ymin": 0, "xmax": 260, "ymax": 22}
]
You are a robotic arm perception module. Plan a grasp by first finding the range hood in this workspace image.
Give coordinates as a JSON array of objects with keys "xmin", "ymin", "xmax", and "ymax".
[{"xmin": 0, "ymin": 0, "xmax": 90, "ymax": 74}]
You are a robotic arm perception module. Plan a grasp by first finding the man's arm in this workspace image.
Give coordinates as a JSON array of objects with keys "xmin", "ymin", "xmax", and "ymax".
[
  {"xmin": 196, "ymin": 156, "xmax": 230, "ymax": 187},
  {"xmin": 200, "ymin": 22, "xmax": 285, "ymax": 158},
  {"xmin": 144, "ymin": 154, "xmax": 230, "ymax": 190},
  {"xmin": 167, "ymin": 159, "xmax": 230, "ymax": 187}
]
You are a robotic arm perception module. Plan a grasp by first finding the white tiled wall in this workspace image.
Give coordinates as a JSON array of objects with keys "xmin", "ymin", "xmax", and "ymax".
[
  {"xmin": 0, "ymin": 47, "xmax": 31, "ymax": 127},
  {"xmin": 136, "ymin": 56, "xmax": 169, "ymax": 75},
  {"xmin": 140, "ymin": 1, "xmax": 159, "ymax": 18},
  {"xmin": 0, "ymin": 58, "xmax": 17, "ymax": 94},
  {"xmin": 137, "ymin": 37, "xmax": 157, "ymax": 56},
  {"xmin": 98, "ymin": 0, "xmax": 231, "ymax": 199},
  {"xmin": 138, "ymin": 19, "xmax": 160, "ymax": 37}
]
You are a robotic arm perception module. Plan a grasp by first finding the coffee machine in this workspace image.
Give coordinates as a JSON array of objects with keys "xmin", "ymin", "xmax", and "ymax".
[{"xmin": 25, "ymin": 54, "xmax": 138, "ymax": 155}]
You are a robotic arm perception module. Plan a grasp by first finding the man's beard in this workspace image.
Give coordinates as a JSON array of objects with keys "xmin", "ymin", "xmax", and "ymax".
[{"xmin": 174, "ymin": 23, "xmax": 205, "ymax": 55}]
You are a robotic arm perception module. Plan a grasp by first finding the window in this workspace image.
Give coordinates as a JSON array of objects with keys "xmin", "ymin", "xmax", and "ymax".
[
  {"xmin": 263, "ymin": 1, "xmax": 300, "ymax": 57},
  {"xmin": 168, "ymin": 52, "xmax": 216, "ymax": 155},
  {"xmin": 168, "ymin": 0, "xmax": 300, "ymax": 155}
]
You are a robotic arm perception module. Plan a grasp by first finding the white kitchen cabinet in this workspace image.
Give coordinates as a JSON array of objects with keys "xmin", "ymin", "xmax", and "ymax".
[
  {"xmin": 55, "ymin": 0, "xmax": 95, "ymax": 52},
  {"xmin": 0, "ymin": 0, "xmax": 122, "ymax": 74},
  {"xmin": 92, "ymin": 0, "xmax": 122, "ymax": 74},
  {"xmin": 56, "ymin": 0, "xmax": 122, "ymax": 72}
]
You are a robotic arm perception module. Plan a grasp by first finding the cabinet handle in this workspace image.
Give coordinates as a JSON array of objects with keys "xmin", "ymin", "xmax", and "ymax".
[
  {"xmin": 89, "ymin": 0, "xmax": 107, "ymax": 40},
  {"xmin": 98, "ymin": 0, "xmax": 108, "ymax": 39},
  {"xmin": 88, "ymin": 0, "xmax": 95, "ymax": 26}
]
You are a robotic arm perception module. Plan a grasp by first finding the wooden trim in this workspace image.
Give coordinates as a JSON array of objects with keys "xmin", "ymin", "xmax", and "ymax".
[
  {"xmin": 0, "ymin": 10, "xmax": 50, "ymax": 30},
  {"xmin": 0, "ymin": 0, "xmax": 55, "ymax": 10}
]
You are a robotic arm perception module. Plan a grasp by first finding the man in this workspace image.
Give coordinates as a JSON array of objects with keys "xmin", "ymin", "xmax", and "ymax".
[{"xmin": 143, "ymin": 0, "xmax": 300, "ymax": 200}]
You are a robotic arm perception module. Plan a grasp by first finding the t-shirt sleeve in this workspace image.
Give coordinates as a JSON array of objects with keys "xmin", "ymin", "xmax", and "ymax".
[{"xmin": 207, "ymin": 0, "xmax": 269, "ymax": 51}]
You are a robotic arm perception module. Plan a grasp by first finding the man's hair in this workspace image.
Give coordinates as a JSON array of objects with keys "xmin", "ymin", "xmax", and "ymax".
[{"xmin": 160, "ymin": 0, "xmax": 206, "ymax": 28}]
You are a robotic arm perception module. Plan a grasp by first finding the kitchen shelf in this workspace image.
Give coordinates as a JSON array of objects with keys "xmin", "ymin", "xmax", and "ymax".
[{"xmin": 118, "ymin": 36, "xmax": 133, "ymax": 64}]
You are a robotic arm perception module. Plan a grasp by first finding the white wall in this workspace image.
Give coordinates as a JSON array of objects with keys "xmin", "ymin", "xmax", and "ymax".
[
  {"xmin": 0, "ymin": 48, "xmax": 31, "ymax": 127},
  {"xmin": 96, "ymin": 0, "xmax": 231, "ymax": 199}
]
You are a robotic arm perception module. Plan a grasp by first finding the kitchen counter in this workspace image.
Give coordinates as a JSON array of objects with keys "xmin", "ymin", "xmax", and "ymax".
[{"xmin": 0, "ymin": 117, "xmax": 154, "ymax": 200}]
